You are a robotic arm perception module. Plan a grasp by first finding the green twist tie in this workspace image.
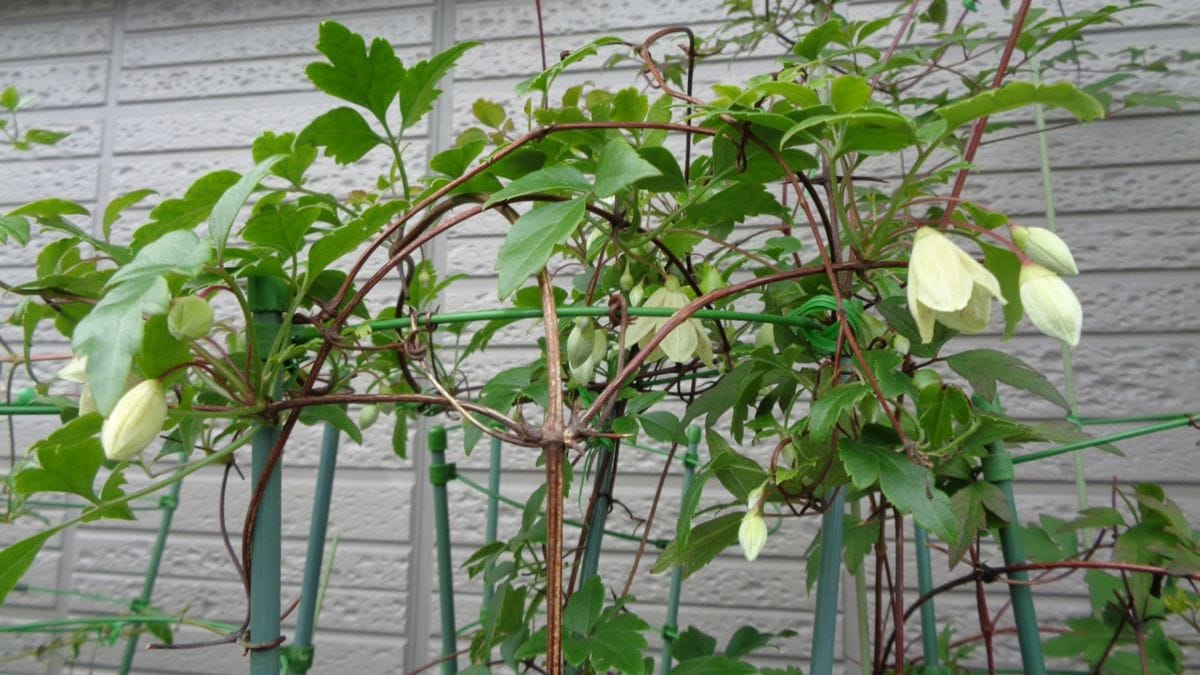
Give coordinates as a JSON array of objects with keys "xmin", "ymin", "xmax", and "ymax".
[
  {"xmin": 660, "ymin": 624, "xmax": 678, "ymax": 641},
  {"xmin": 280, "ymin": 645, "xmax": 315, "ymax": 672},
  {"xmin": 429, "ymin": 462, "xmax": 457, "ymax": 486},
  {"xmin": 682, "ymin": 452, "xmax": 699, "ymax": 469},
  {"xmin": 982, "ymin": 450, "xmax": 1014, "ymax": 483},
  {"xmin": 159, "ymin": 494, "xmax": 178, "ymax": 510},
  {"xmin": 129, "ymin": 598, "xmax": 149, "ymax": 614}
]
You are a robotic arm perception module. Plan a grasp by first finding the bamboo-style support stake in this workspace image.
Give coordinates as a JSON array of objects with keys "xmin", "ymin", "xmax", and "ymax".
[
  {"xmin": 428, "ymin": 426, "xmax": 459, "ymax": 675},
  {"xmin": 659, "ymin": 426, "xmax": 700, "ymax": 675}
]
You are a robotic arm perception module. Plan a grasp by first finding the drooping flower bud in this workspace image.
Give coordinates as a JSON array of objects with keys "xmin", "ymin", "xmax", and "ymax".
[
  {"xmin": 359, "ymin": 404, "xmax": 380, "ymax": 430},
  {"xmin": 566, "ymin": 318, "xmax": 607, "ymax": 386},
  {"xmin": 755, "ymin": 323, "xmax": 776, "ymax": 350},
  {"xmin": 167, "ymin": 296, "xmax": 214, "ymax": 341},
  {"xmin": 619, "ymin": 267, "xmax": 635, "ymax": 292},
  {"xmin": 738, "ymin": 511, "xmax": 768, "ymax": 562},
  {"xmin": 628, "ymin": 282, "xmax": 645, "ymax": 307},
  {"xmin": 1012, "ymin": 225, "xmax": 1078, "ymax": 276},
  {"xmin": 1019, "ymin": 263, "xmax": 1082, "ymax": 346},
  {"xmin": 100, "ymin": 379, "xmax": 168, "ymax": 461}
]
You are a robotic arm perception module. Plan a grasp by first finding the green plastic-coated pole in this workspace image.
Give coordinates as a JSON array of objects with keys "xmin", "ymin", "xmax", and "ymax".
[
  {"xmin": 659, "ymin": 426, "xmax": 700, "ymax": 675},
  {"xmin": 0, "ymin": 405, "xmax": 60, "ymax": 415},
  {"xmin": 810, "ymin": 487, "xmax": 846, "ymax": 675},
  {"xmin": 427, "ymin": 426, "xmax": 458, "ymax": 675},
  {"xmin": 482, "ymin": 436, "xmax": 502, "ymax": 613},
  {"xmin": 578, "ymin": 444, "xmax": 617, "ymax": 585},
  {"xmin": 912, "ymin": 526, "xmax": 948, "ymax": 675},
  {"xmin": 117, "ymin": 476, "xmax": 183, "ymax": 674},
  {"xmin": 249, "ymin": 276, "xmax": 286, "ymax": 675},
  {"xmin": 982, "ymin": 445, "xmax": 1046, "ymax": 675},
  {"xmin": 285, "ymin": 420, "xmax": 342, "ymax": 674}
]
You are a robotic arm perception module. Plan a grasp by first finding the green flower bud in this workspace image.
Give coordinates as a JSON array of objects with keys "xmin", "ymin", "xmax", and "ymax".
[
  {"xmin": 167, "ymin": 296, "xmax": 214, "ymax": 341},
  {"xmin": 1019, "ymin": 263, "xmax": 1082, "ymax": 346},
  {"xmin": 629, "ymin": 282, "xmax": 645, "ymax": 307},
  {"xmin": 1012, "ymin": 225, "xmax": 1078, "ymax": 276},
  {"xmin": 619, "ymin": 267, "xmax": 635, "ymax": 292},
  {"xmin": 738, "ymin": 511, "xmax": 768, "ymax": 562},
  {"xmin": 359, "ymin": 404, "xmax": 380, "ymax": 429},
  {"xmin": 100, "ymin": 379, "xmax": 168, "ymax": 461},
  {"xmin": 755, "ymin": 323, "xmax": 776, "ymax": 350}
]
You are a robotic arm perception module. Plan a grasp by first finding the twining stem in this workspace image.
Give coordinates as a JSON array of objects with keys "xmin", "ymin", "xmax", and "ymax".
[{"xmin": 538, "ymin": 270, "xmax": 566, "ymax": 675}]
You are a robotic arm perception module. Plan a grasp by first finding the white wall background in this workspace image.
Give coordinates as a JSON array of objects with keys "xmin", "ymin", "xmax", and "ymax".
[{"xmin": 1, "ymin": 0, "xmax": 1198, "ymax": 673}]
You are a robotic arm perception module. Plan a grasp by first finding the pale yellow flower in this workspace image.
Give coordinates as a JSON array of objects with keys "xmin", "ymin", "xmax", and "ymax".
[
  {"xmin": 907, "ymin": 227, "xmax": 1005, "ymax": 342},
  {"xmin": 623, "ymin": 277, "xmax": 713, "ymax": 366}
]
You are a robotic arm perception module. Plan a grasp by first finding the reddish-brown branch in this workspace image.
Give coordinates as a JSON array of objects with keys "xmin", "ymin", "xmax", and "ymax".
[{"xmin": 537, "ymin": 270, "xmax": 566, "ymax": 675}]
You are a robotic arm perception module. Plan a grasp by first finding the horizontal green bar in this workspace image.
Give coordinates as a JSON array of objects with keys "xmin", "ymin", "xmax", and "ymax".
[
  {"xmin": 1014, "ymin": 417, "xmax": 1194, "ymax": 465},
  {"xmin": 1070, "ymin": 411, "xmax": 1196, "ymax": 426},
  {"xmin": 0, "ymin": 615, "xmax": 236, "ymax": 635},
  {"xmin": 0, "ymin": 405, "xmax": 60, "ymax": 415},
  {"xmin": 293, "ymin": 305, "xmax": 815, "ymax": 342}
]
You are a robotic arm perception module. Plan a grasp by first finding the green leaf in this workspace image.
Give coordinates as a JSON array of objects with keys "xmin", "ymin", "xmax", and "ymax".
[
  {"xmin": 252, "ymin": 131, "xmax": 317, "ymax": 186},
  {"xmin": 683, "ymin": 363, "xmax": 752, "ymax": 426},
  {"xmin": 103, "ymin": 189, "xmax": 157, "ymax": 240},
  {"xmin": 564, "ymin": 575, "xmax": 604, "ymax": 635},
  {"xmin": 307, "ymin": 216, "xmax": 380, "ymax": 283},
  {"xmin": 306, "ymin": 21, "xmax": 404, "ymax": 121},
  {"xmin": 473, "ymin": 98, "xmax": 506, "ymax": 127},
  {"xmin": 830, "ymin": 75, "xmax": 870, "ymax": 113},
  {"xmin": 946, "ymin": 349, "xmax": 1069, "ymax": 411},
  {"xmin": 25, "ymin": 128, "xmax": 69, "ymax": 146},
  {"xmin": 483, "ymin": 165, "xmax": 591, "ymax": 208},
  {"xmin": 981, "ymin": 244, "xmax": 1023, "ymax": 339},
  {"xmin": 138, "ymin": 315, "xmax": 193, "ymax": 379},
  {"xmin": 0, "ymin": 215, "xmax": 31, "ymax": 245},
  {"xmin": 589, "ymin": 613, "xmax": 650, "ymax": 674},
  {"xmin": 74, "ymin": 231, "xmax": 208, "ymax": 414},
  {"xmin": 724, "ymin": 625, "xmax": 793, "ymax": 660},
  {"xmin": 136, "ymin": 170, "xmax": 239, "ymax": 250},
  {"xmin": 13, "ymin": 414, "xmax": 105, "ymax": 502},
  {"xmin": 9, "ymin": 198, "xmax": 89, "ymax": 218},
  {"xmin": 839, "ymin": 441, "xmax": 958, "ymax": 547},
  {"xmin": 948, "ymin": 482, "xmax": 1008, "ymax": 566},
  {"xmin": 0, "ymin": 86, "xmax": 19, "ymax": 111},
  {"xmin": 398, "ymin": 41, "xmax": 480, "ymax": 132},
  {"xmin": 671, "ymin": 626, "xmax": 717, "ymax": 662},
  {"xmin": 298, "ymin": 107, "xmax": 383, "ymax": 164},
  {"xmin": 639, "ymin": 410, "xmax": 681, "ymax": 444},
  {"xmin": 0, "ymin": 531, "xmax": 55, "ymax": 606},
  {"xmin": 299, "ymin": 405, "xmax": 363, "ymax": 445},
  {"xmin": 516, "ymin": 36, "xmax": 624, "ymax": 97},
  {"xmin": 808, "ymin": 384, "xmax": 870, "ymax": 444},
  {"xmin": 651, "ymin": 512, "xmax": 741, "ymax": 578},
  {"xmin": 243, "ymin": 203, "xmax": 320, "ymax": 259},
  {"xmin": 671, "ymin": 656, "xmax": 757, "ymax": 674},
  {"xmin": 494, "ymin": 198, "xmax": 587, "ymax": 299},
  {"xmin": 708, "ymin": 431, "xmax": 767, "ymax": 503},
  {"xmin": 592, "ymin": 136, "xmax": 661, "ymax": 198},
  {"xmin": 937, "ymin": 81, "xmax": 1104, "ymax": 130},
  {"xmin": 208, "ymin": 154, "xmax": 286, "ymax": 261}
]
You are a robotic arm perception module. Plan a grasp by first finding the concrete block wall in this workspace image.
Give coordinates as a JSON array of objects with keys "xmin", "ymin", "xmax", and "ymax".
[{"xmin": 0, "ymin": 1, "xmax": 1197, "ymax": 673}]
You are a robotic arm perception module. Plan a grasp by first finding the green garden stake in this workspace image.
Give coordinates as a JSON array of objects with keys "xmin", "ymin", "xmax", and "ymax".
[
  {"xmin": 118, "ymin": 475, "xmax": 183, "ymax": 675},
  {"xmin": 286, "ymin": 420, "xmax": 342, "ymax": 674},
  {"xmin": 913, "ymin": 526, "xmax": 949, "ymax": 674},
  {"xmin": 579, "ymin": 443, "xmax": 617, "ymax": 585},
  {"xmin": 976, "ymin": 398, "xmax": 1047, "ymax": 675},
  {"xmin": 482, "ymin": 436, "xmax": 502, "ymax": 613},
  {"xmin": 249, "ymin": 276, "xmax": 287, "ymax": 675},
  {"xmin": 810, "ymin": 487, "xmax": 846, "ymax": 675},
  {"xmin": 659, "ymin": 426, "xmax": 700, "ymax": 675},
  {"xmin": 427, "ymin": 426, "xmax": 459, "ymax": 674}
]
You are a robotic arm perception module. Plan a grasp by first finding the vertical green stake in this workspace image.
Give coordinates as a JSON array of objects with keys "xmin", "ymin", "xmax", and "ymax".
[
  {"xmin": 659, "ymin": 426, "xmax": 700, "ymax": 675},
  {"xmin": 810, "ymin": 488, "xmax": 846, "ymax": 675},
  {"xmin": 286, "ymin": 420, "xmax": 342, "ymax": 673},
  {"xmin": 976, "ymin": 397, "xmax": 1046, "ymax": 675},
  {"xmin": 249, "ymin": 277, "xmax": 286, "ymax": 675},
  {"xmin": 428, "ymin": 426, "xmax": 458, "ymax": 674},
  {"xmin": 913, "ymin": 526, "xmax": 947, "ymax": 674},
  {"xmin": 118, "ymin": 476, "xmax": 183, "ymax": 674},
  {"xmin": 578, "ymin": 444, "xmax": 616, "ymax": 585},
  {"xmin": 482, "ymin": 436, "xmax": 502, "ymax": 612}
]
